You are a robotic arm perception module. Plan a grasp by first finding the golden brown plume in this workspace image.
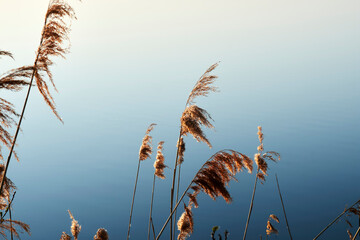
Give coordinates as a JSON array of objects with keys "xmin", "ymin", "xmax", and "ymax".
[
  {"xmin": 94, "ymin": 228, "xmax": 109, "ymax": 240},
  {"xmin": 68, "ymin": 210, "xmax": 81, "ymax": 240},
  {"xmin": 139, "ymin": 123, "xmax": 156, "ymax": 161},
  {"xmin": 154, "ymin": 141, "xmax": 166, "ymax": 179},
  {"xmin": 177, "ymin": 203, "xmax": 194, "ymax": 240}
]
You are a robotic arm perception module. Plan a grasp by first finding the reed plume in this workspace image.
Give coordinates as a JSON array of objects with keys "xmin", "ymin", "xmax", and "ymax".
[
  {"xmin": 148, "ymin": 141, "xmax": 166, "ymax": 240},
  {"xmin": 243, "ymin": 127, "xmax": 280, "ymax": 240},
  {"xmin": 177, "ymin": 203, "xmax": 193, "ymax": 240},
  {"xmin": 0, "ymin": 51, "xmax": 14, "ymax": 59},
  {"xmin": 127, "ymin": 123, "xmax": 156, "ymax": 240},
  {"xmin": 170, "ymin": 63, "xmax": 218, "ymax": 240},
  {"xmin": 68, "ymin": 210, "xmax": 81, "ymax": 240},
  {"xmin": 0, "ymin": 164, "xmax": 16, "ymax": 209},
  {"xmin": 94, "ymin": 228, "xmax": 109, "ymax": 240},
  {"xmin": 266, "ymin": 214, "xmax": 279, "ymax": 235},
  {"xmin": 0, "ymin": 219, "xmax": 30, "ymax": 239},
  {"xmin": 0, "ymin": 0, "xmax": 77, "ymax": 205},
  {"xmin": 60, "ymin": 232, "xmax": 71, "ymax": 240},
  {"xmin": 156, "ymin": 149, "xmax": 253, "ymax": 240}
]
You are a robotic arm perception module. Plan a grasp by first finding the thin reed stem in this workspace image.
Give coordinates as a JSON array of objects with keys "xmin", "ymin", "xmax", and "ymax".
[
  {"xmin": 352, "ymin": 226, "xmax": 360, "ymax": 240},
  {"xmin": 0, "ymin": 13, "xmax": 48, "ymax": 197},
  {"xmin": 151, "ymin": 218, "xmax": 156, "ymax": 240},
  {"xmin": 173, "ymin": 163, "xmax": 182, "ymax": 240},
  {"xmin": 243, "ymin": 168, "xmax": 259, "ymax": 240},
  {"xmin": 9, "ymin": 206, "xmax": 13, "ymax": 240},
  {"xmin": 170, "ymin": 130, "xmax": 183, "ymax": 240},
  {"xmin": 127, "ymin": 159, "xmax": 141, "ymax": 240},
  {"xmin": 148, "ymin": 174, "xmax": 156, "ymax": 240},
  {"xmin": 313, "ymin": 199, "xmax": 360, "ymax": 240},
  {"xmin": 1, "ymin": 191, "xmax": 16, "ymax": 221},
  {"xmin": 275, "ymin": 174, "xmax": 293, "ymax": 240}
]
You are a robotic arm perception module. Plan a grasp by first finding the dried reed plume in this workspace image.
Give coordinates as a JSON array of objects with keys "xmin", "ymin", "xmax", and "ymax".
[
  {"xmin": 68, "ymin": 210, "xmax": 81, "ymax": 240},
  {"xmin": 94, "ymin": 228, "xmax": 109, "ymax": 240},
  {"xmin": 180, "ymin": 105, "xmax": 214, "ymax": 148},
  {"xmin": 139, "ymin": 123, "xmax": 156, "ymax": 161},
  {"xmin": 266, "ymin": 214, "xmax": 279, "ymax": 235},
  {"xmin": 0, "ymin": 51, "xmax": 14, "ymax": 59},
  {"xmin": 60, "ymin": 232, "xmax": 71, "ymax": 240},
  {"xmin": 0, "ymin": 164, "xmax": 16, "ymax": 209},
  {"xmin": 0, "ymin": 219, "xmax": 30, "ymax": 239},
  {"xmin": 177, "ymin": 137, "xmax": 185, "ymax": 165},
  {"xmin": 177, "ymin": 203, "xmax": 193, "ymax": 240},
  {"xmin": 0, "ymin": 99, "xmax": 19, "ymax": 161},
  {"xmin": 127, "ymin": 123, "xmax": 156, "ymax": 240},
  {"xmin": 243, "ymin": 127, "xmax": 280, "ymax": 240},
  {"xmin": 156, "ymin": 149, "xmax": 253, "ymax": 240},
  {"xmin": 0, "ymin": 66, "xmax": 32, "ymax": 91},
  {"xmin": 154, "ymin": 141, "xmax": 166, "ymax": 179},
  {"xmin": 171, "ymin": 63, "xmax": 218, "ymax": 240}
]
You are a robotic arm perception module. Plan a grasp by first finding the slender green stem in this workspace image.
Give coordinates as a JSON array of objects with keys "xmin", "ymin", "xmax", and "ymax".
[
  {"xmin": 313, "ymin": 199, "xmax": 360, "ymax": 240},
  {"xmin": 148, "ymin": 174, "xmax": 156, "ymax": 240},
  {"xmin": 352, "ymin": 226, "xmax": 360, "ymax": 240},
  {"xmin": 127, "ymin": 159, "xmax": 141, "ymax": 240},
  {"xmin": 275, "ymin": 174, "xmax": 293, "ymax": 240},
  {"xmin": 243, "ymin": 168, "xmax": 259, "ymax": 240}
]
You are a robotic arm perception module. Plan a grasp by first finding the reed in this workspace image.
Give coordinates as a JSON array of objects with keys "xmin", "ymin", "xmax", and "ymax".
[
  {"xmin": 68, "ymin": 210, "xmax": 81, "ymax": 240},
  {"xmin": 127, "ymin": 123, "xmax": 156, "ymax": 240},
  {"xmin": 275, "ymin": 174, "xmax": 293, "ymax": 240},
  {"xmin": 94, "ymin": 228, "xmax": 109, "ymax": 240},
  {"xmin": 148, "ymin": 141, "xmax": 166, "ymax": 240},
  {"xmin": 0, "ymin": 0, "xmax": 77, "ymax": 202},
  {"xmin": 243, "ymin": 127, "xmax": 280, "ymax": 240},
  {"xmin": 156, "ymin": 149, "xmax": 253, "ymax": 240},
  {"xmin": 266, "ymin": 214, "xmax": 280, "ymax": 236},
  {"xmin": 170, "ymin": 63, "xmax": 218, "ymax": 240},
  {"xmin": 313, "ymin": 199, "xmax": 360, "ymax": 240}
]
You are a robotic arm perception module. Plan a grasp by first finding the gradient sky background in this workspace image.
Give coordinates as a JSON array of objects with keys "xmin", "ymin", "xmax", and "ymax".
[{"xmin": 0, "ymin": 0, "xmax": 359, "ymax": 239}]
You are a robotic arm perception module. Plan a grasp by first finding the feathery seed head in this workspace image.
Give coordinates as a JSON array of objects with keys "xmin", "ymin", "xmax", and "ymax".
[
  {"xmin": 60, "ymin": 232, "xmax": 71, "ymax": 240},
  {"xmin": 94, "ymin": 228, "xmax": 109, "ymax": 240},
  {"xmin": 266, "ymin": 220, "xmax": 278, "ymax": 235},
  {"xmin": 177, "ymin": 203, "xmax": 193, "ymax": 240},
  {"xmin": 181, "ymin": 105, "xmax": 213, "ymax": 148},
  {"xmin": 177, "ymin": 137, "xmax": 186, "ymax": 165},
  {"xmin": 154, "ymin": 141, "xmax": 166, "ymax": 179},
  {"xmin": 68, "ymin": 210, "xmax": 81, "ymax": 240},
  {"xmin": 139, "ymin": 123, "xmax": 156, "ymax": 161}
]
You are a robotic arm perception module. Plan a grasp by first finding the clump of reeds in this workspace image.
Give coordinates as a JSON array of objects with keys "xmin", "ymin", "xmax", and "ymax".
[
  {"xmin": 127, "ymin": 123, "xmax": 156, "ymax": 240},
  {"xmin": 170, "ymin": 63, "xmax": 218, "ymax": 240},
  {"xmin": 266, "ymin": 214, "xmax": 279, "ymax": 236},
  {"xmin": 156, "ymin": 149, "xmax": 253, "ymax": 240},
  {"xmin": 243, "ymin": 126, "xmax": 280, "ymax": 240},
  {"xmin": 147, "ymin": 141, "xmax": 167, "ymax": 240}
]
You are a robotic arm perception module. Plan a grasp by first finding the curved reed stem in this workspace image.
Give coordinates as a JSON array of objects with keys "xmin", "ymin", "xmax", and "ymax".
[
  {"xmin": 9, "ymin": 206, "xmax": 13, "ymax": 240},
  {"xmin": 313, "ymin": 199, "xmax": 360, "ymax": 240},
  {"xmin": 275, "ymin": 174, "xmax": 293, "ymax": 240},
  {"xmin": 127, "ymin": 159, "xmax": 141, "ymax": 240},
  {"xmin": 148, "ymin": 174, "xmax": 156, "ymax": 240},
  {"xmin": 243, "ymin": 168, "xmax": 259, "ymax": 240}
]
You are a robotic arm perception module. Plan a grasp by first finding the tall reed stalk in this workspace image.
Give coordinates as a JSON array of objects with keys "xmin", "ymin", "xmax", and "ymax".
[
  {"xmin": 127, "ymin": 123, "xmax": 156, "ymax": 240},
  {"xmin": 169, "ymin": 63, "xmax": 218, "ymax": 240},
  {"xmin": 0, "ymin": 0, "xmax": 76, "ymax": 198},
  {"xmin": 148, "ymin": 141, "xmax": 166, "ymax": 240},
  {"xmin": 243, "ymin": 127, "xmax": 279, "ymax": 240},
  {"xmin": 275, "ymin": 174, "xmax": 293, "ymax": 240}
]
